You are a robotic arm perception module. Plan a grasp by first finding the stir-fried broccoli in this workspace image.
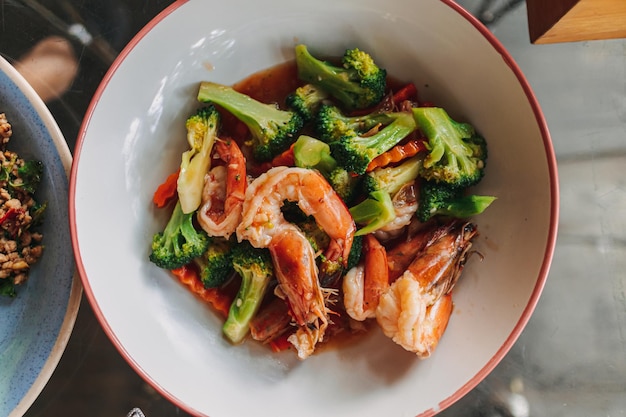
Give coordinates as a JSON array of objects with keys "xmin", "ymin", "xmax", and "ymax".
[
  {"xmin": 314, "ymin": 104, "xmax": 400, "ymax": 143},
  {"xmin": 350, "ymin": 156, "xmax": 421, "ymax": 235},
  {"xmin": 292, "ymin": 135, "xmax": 361, "ymax": 204},
  {"xmin": 285, "ymin": 83, "xmax": 330, "ymax": 123},
  {"xmin": 326, "ymin": 166, "xmax": 361, "ymax": 205},
  {"xmin": 330, "ymin": 111, "xmax": 417, "ymax": 175},
  {"xmin": 417, "ymin": 179, "xmax": 496, "ymax": 222},
  {"xmin": 349, "ymin": 190, "xmax": 395, "ymax": 236},
  {"xmin": 222, "ymin": 240, "xmax": 274, "ymax": 344},
  {"xmin": 177, "ymin": 105, "xmax": 221, "ymax": 214},
  {"xmin": 413, "ymin": 107, "xmax": 487, "ymax": 189},
  {"xmin": 363, "ymin": 155, "xmax": 422, "ymax": 196},
  {"xmin": 149, "ymin": 201, "xmax": 210, "ymax": 270},
  {"xmin": 294, "ymin": 44, "xmax": 387, "ymax": 111},
  {"xmin": 194, "ymin": 237, "xmax": 234, "ymax": 288},
  {"xmin": 345, "ymin": 234, "xmax": 364, "ymax": 271},
  {"xmin": 197, "ymin": 81, "xmax": 303, "ymax": 162},
  {"xmin": 293, "ymin": 135, "xmax": 337, "ymax": 176}
]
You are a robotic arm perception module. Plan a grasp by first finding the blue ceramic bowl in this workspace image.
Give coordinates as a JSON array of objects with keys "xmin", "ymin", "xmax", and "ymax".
[{"xmin": 0, "ymin": 56, "xmax": 80, "ymax": 417}]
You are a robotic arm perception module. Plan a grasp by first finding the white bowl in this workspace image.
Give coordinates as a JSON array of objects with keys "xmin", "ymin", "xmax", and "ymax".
[
  {"xmin": 0, "ymin": 56, "xmax": 81, "ymax": 417},
  {"xmin": 70, "ymin": 0, "xmax": 558, "ymax": 416}
]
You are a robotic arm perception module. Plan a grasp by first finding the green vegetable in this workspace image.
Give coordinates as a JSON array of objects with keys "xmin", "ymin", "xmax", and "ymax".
[
  {"xmin": 294, "ymin": 44, "xmax": 387, "ymax": 111},
  {"xmin": 29, "ymin": 201, "xmax": 47, "ymax": 228},
  {"xmin": 363, "ymin": 155, "xmax": 422, "ymax": 196},
  {"xmin": 285, "ymin": 83, "xmax": 330, "ymax": 123},
  {"xmin": 177, "ymin": 105, "xmax": 221, "ymax": 213},
  {"xmin": 349, "ymin": 156, "xmax": 421, "ymax": 234},
  {"xmin": 197, "ymin": 81, "xmax": 303, "ymax": 162},
  {"xmin": 14, "ymin": 160, "xmax": 43, "ymax": 194},
  {"xmin": 293, "ymin": 135, "xmax": 337, "ymax": 176},
  {"xmin": 292, "ymin": 135, "xmax": 361, "ymax": 204},
  {"xmin": 222, "ymin": 241, "xmax": 274, "ymax": 344},
  {"xmin": 413, "ymin": 107, "xmax": 487, "ymax": 189},
  {"xmin": 149, "ymin": 201, "xmax": 210, "ymax": 270},
  {"xmin": 417, "ymin": 179, "xmax": 496, "ymax": 222},
  {"xmin": 194, "ymin": 238, "xmax": 234, "ymax": 288},
  {"xmin": 314, "ymin": 104, "xmax": 400, "ymax": 143},
  {"xmin": 329, "ymin": 111, "xmax": 416, "ymax": 175},
  {"xmin": 349, "ymin": 190, "xmax": 396, "ymax": 236},
  {"xmin": 0, "ymin": 280, "xmax": 16, "ymax": 297}
]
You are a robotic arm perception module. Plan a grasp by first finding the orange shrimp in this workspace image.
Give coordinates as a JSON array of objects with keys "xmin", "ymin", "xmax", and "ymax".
[
  {"xmin": 197, "ymin": 139, "xmax": 246, "ymax": 239},
  {"xmin": 236, "ymin": 166, "xmax": 356, "ymax": 358},
  {"xmin": 343, "ymin": 234, "xmax": 389, "ymax": 321},
  {"xmin": 376, "ymin": 220, "xmax": 478, "ymax": 358}
]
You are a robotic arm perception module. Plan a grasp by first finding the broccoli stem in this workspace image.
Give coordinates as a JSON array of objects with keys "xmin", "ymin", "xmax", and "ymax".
[
  {"xmin": 293, "ymin": 135, "xmax": 337, "ymax": 176},
  {"xmin": 197, "ymin": 81, "xmax": 303, "ymax": 161},
  {"xmin": 349, "ymin": 190, "xmax": 396, "ymax": 236},
  {"xmin": 222, "ymin": 267, "xmax": 272, "ymax": 344},
  {"xmin": 436, "ymin": 195, "xmax": 497, "ymax": 218}
]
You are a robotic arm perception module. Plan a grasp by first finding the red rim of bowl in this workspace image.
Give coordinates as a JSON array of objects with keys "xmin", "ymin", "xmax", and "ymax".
[{"xmin": 69, "ymin": 1, "xmax": 559, "ymax": 416}]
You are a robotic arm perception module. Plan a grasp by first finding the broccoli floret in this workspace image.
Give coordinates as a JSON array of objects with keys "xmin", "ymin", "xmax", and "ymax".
[
  {"xmin": 413, "ymin": 107, "xmax": 487, "ymax": 189},
  {"xmin": 327, "ymin": 166, "xmax": 361, "ymax": 205},
  {"xmin": 330, "ymin": 111, "xmax": 416, "ymax": 175},
  {"xmin": 348, "ymin": 190, "xmax": 396, "ymax": 236},
  {"xmin": 285, "ymin": 83, "xmax": 330, "ymax": 123},
  {"xmin": 314, "ymin": 104, "xmax": 400, "ymax": 143},
  {"xmin": 149, "ymin": 201, "xmax": 210, "ymax": 270},
  {"xmin": 417, "ymin": 179, "xmax": 496, "ymax": 222},
  {"xmin": 294, "ymin": 44, "xmax": 387, "ymax": 111},
  {"xmin": 348, "ymin": 156, "xmax": 421, "ymax": 235},
  {"xmin": 197, "ymin": 81, "xmax": 303, "ymax": 162},
  {"xmin": 194, "ymin": 238, "xmax": 234, "ymax": 288},
  {"xmin": 363, "ymin": 155, "xmax": 422, "ymax": 196},
  {"xmin": 292, "ymin": 135, "xmax": 361, "ymax": 203},
  {"xmin": 222, "ymin": 240, "xmax": 274, "ymax": 344},
  {"xmin": 177, "ymin": 105, "xmax": 221, "ymax": 213}
]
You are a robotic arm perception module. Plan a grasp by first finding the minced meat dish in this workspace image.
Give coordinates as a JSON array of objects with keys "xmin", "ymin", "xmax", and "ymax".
[{"xmin": 0, "ymin": 112, "xmax": 45, "ymax": 297}]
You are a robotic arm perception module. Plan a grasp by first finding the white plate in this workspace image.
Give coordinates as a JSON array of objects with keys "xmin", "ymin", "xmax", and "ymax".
[
  {"xmin": 71, "ymin": 0, "xmax": 558, "ymax": 416},
  {"xmin": 0, "ymin": 56, "xmax": 81, "ymax": 417}
]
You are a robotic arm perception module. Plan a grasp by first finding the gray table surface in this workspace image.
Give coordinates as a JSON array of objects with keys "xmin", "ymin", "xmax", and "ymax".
[{"xmin": 2, "ymin": 1, "xmax": 625, "ymax": 416}]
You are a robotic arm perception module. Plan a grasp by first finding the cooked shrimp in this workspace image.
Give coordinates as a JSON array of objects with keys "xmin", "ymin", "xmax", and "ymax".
[
  {"xmin": 269, "ymin": 227, "xmax": 329, "ymax": 336},
  {"xmin": 236, "ymin": 166, "xmax": 356, "ymax": 358},
  {"xmin": 343, "ymin": 234, "xmax": 389, "ymax": 321},
  {"xmin": 376, "ymin": 220, "xmax": 478, "ymax": 357},
  {"xmin": 198, "ymin": 139, "xmax": 247, "ymax": 239},
  {"xmin": 237, "ymin": 166, "xmax": 356, "ymax": 264}
]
